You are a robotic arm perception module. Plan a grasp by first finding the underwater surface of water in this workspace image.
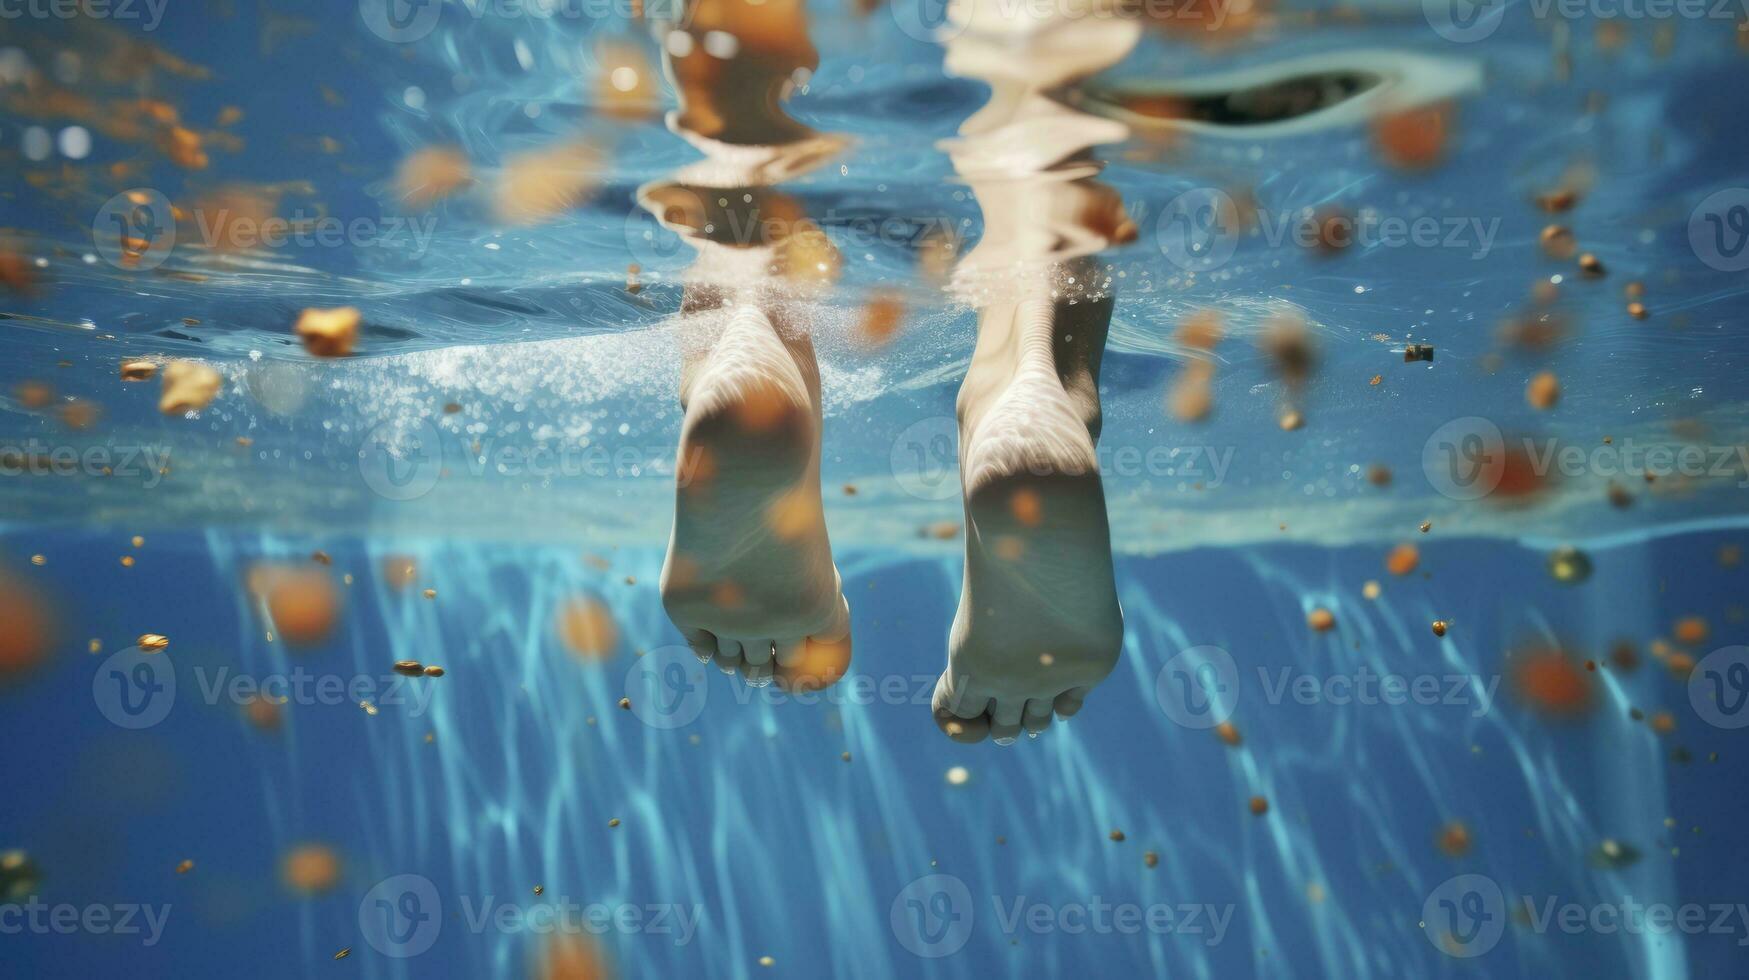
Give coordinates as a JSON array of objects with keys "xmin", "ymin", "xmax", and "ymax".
[{"xmin": 2, "ymin": 0, "xmax": 1749, "ymax": 977}]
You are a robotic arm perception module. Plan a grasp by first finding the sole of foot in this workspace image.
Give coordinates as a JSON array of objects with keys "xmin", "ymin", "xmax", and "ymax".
[{"xmin": 659, "ymin": 306, "xmax": 852, "ymax": 689}]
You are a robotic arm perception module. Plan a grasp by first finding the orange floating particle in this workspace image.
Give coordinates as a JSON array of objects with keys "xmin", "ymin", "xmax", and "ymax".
[
  {"xmin": 1673, "ymin": 617, "xmax": 1708, "ymax": 646},
  {"xmin": 1362, "ymin": 580, "xmax": 1381, "ymax": 600},
  {"xmin": 1249, "ymin": 796, "xmax": 1269, "ymax": 816},
  {"xmin": 597, "ymin": 39, "xmax": 660, "ymax": 121},
  {"xmin": 395, "ymin": 146, "xmax": 472, "ymax": 209},
  {"xmin": 1168, "ymin": 369, "xmax": 1214, "ymax": 423},
  {"xmin": 1526, "ymin": 371, "xmax": 1561, "ymax": 410},
  {"xmin": 0, "ymin": 573, "xmax": 56, "ymax": 682},
  {"xmin": 120, "ymin": 359, "xmax": 158, "ymax": 381},
  {"xmin": 1303, "ymin": 206, "xmax": 1353, "ymax": 255},
  {"xmin": 772, "ymin": 633, "xmax": 852, "ymax": 693},
  {"xmin": 294, "ymin": 307, "xmax": 361, "ymax": 358},
  {"xmin": 1431, "ymin": 620, "xmax": 1448, "ymax": 637},
  {"xmin": 1436, "ymin": 820, "xmax": 1472, "ymax": 857},
  {"xmin": 555, "ymin": 596, "xmax": 619, "ymax": 661},
  {"xmin": 159, "ymin": 360, "xmax": 222, "ymax": 415},
  {"xmin": 0, "ymin": 247, "xmax": 36, "ymax": 294},
  {"xmin": 1578, "ymin": 253, "xmax": 1605, "ymax": 278},
  {"xmin": 1372, "ymin": 102, "xmax": 1452, "ymax": 170},
  {"xmin": 243, "ymin": 695, "xmax": 282, "ymax": 731},
  {"xmin": 280, "ymin": 843, "xmax": 342, "ymax": 895},
  {"xmin": 1214, "ymin": 720, "xmax": 1242, "ymax": 746},
  {"xmin": 1509, "ymin": 645, "xmax": 1594, "ymax": 719},
  {"xmin": 1649, "ymin": 711, "xmax": 1676, "ymax": 735},
  {"xmin": 854, "ymin": 290, "xmax": 906, "ymax": 349},
  {"xmin": 1540, "ymin": 224, "xmax": 1577, "ymax": 260},
  {"xmin": 1627, "ymin": 302, "xmax": 1648, "ymax": 320},
  {"xmin": 175, "ymin": 859, "xmax": 194, "ymax": 875},
  {"xmin": 1009, "ymin": 489, "xmax": 1043, "ymax": 528},
  {"xmin": 14, "ymin": 381, "xmax": 54, "ymax": 409},
  {"xmin": 494, "ymin": 141, "xmax": 601, "ymax": 226},
  {"xmin": 58, "ymin": 400, "xmax": 100, "ymax": 430},
  {"xmin": 1386, "ymin": 543, "xmax": 1420, "ymax": 576},
  {"xmin": 247, "ymin": 564, "xmax": 341, "ymax": 648},
  {"xmin": 137, "ymin": 634, "xmax": 170, "ymax": 652},
  {"xmin": 381, "ymin": 556, "xmax": 418, "ymax": 591},
  {"xmin": 533, "ymin": 933, "xmax": 616, "ymax": 980},
  {"xmin": 1307, "ymin": 608, "xmax": 1335, "ymax": 632},
  {"xmin": 1176, "ymin": 310, "xmax": 1224, "ymax": 351},
  {"xmin": 766, "ymin": 486, "xmax": 823, "ymax": 541},
  {"xmin": 777, "ymin": 219, "xmax": 841, "ymax": 286}
]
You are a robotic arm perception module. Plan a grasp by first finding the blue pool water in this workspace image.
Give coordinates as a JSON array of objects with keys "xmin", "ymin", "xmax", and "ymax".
[{"xmin": 3, "ymin": 0, "xmax": 1749, "ymax": 977}]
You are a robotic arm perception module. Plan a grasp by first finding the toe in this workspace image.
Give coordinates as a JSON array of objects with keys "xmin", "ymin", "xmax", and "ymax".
[
  {"xmin": 714, "ymin": 637, "xmax": 743, "ymax": 674},
  {"xmin": 932, "ymin": 674, "xmax": 991, "ymax": 743},
  {"xmin": 774, "ymin": 638, "xmax": 806, "ymax": 668},
  {"xmin": 934, "ymin": 705, "xmax": 989, "ymax": 743},
  {"xmin": 989, "ymin": 700, "xmax": 1024, "ymax": 745},
  {"xmin": 1053, "ymin": 686, "xmax": 1090, "ymax": 719},
  {"xmin": 739, "ymin": 658, "xmax": 774, "ymax": 687},
  {"xmin": 679, "ymin": 627, "xmax": 716, "ymax": 663},
  {"xmin": 741, "ymin": 638, "xmax": 774, "ymax": 666},
  {"xmin": 1022, "ymin": 698, "xmax": 1054, "ymax": 738}
]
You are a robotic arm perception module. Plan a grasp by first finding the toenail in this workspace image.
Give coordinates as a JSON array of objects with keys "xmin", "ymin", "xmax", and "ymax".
[{"xmin": 1026, "ymin": 731, "xmax": 1039, "ymax": 739}]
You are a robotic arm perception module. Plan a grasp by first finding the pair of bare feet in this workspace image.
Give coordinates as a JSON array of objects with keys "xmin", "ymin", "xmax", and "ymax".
[
  {"xmin": 648, "ymin": 0, "xmax": 1125, "ymax": 744},
  {"xmin": 658, "ymin": 289, "xmax": 1124, "ymax": 744}
]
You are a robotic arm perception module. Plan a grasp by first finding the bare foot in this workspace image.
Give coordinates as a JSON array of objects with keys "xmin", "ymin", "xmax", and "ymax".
[
  {"xmin": 932, "ymin": 292, "xmax": 1123, "ymax": 744},
  {"xmin": 659, "ymin": 305, "xmax": 850, "ymax": 687}
]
